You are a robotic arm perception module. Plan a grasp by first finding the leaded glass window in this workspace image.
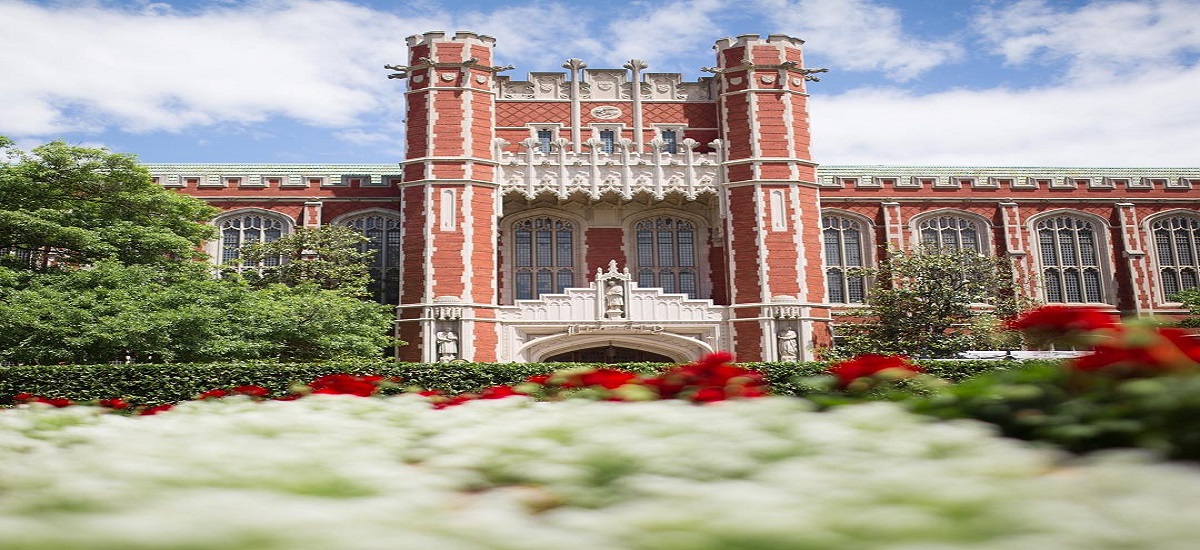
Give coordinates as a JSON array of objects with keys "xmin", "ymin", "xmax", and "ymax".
[
  {"xmin": 918, "ymin": 215, "xmax": 982, "ymax": 252},
  {"xmin": 600, "ymin": 129, "xmax": 616, "ymax": 154},
  {"xmin": 536, "ymin": 129, "xmax": 553, "ymax": 153},
  {"xmin": 661, "ymin": 129, "xmax": 678, "ymax": 154},
  {"xmin": 1152, "ymin": 215, "xmax": 1200, "ymax": 299},
  {"xmin": 634, "ymin": 216, "xmax": 698, "ymax": 299},
  {"xmin": 823, "ymin": 215, "xmax": 866, "ymax": 303},
  {"xmin": 513, "ymin": 217, "xmax": 576, "ymax": 300},
  {"xmin": 345, "ymin": 214, "xmax": 402, "ymax": 305},
  {"xmin": 218, "ymin": 214, "xmax": 286, "ymax": 271},
  {"xmin": 1037, "ymin": 215, "xmax": 1104, "ymax": 303}
]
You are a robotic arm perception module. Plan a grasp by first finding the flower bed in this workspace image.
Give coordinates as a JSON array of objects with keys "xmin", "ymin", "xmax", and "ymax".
[
  {"xmin": 4, "ymin": 394, "xmax": 1200, "ymax": 549},
  {"xmin": 6, "ymin": 307, "xmax": 1200, "ymax": 547}
]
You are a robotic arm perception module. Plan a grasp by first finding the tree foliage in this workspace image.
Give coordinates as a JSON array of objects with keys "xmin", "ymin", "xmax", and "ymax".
[
  {"xmin": 834, "ymin": 247, "xmax": 1033, "ymax": 359},
  {"xmin": 0, "ymin": 262, "xmax": 397, "ymax": 364},
  {"xmin": 0, "ymin": 138, "xmax": 398, "ymax": 364},
  {"xmin": 1177, "ymin": 289, "xmax": 1200, "ymax": 328},
  {"xmin": 236, "ymin": 225, "xmax": 373, "ymax": 295},
  {"xmin": 0, "ymin": 139, "xmax": 218, "ymax": 269}
]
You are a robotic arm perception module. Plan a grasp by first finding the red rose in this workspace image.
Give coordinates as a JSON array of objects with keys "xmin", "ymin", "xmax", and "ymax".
[
  {"xmin": 525, "ymin": 374, "xmax": 552, "ymax": 385},
  {"xmin": 478, "ymin": 385, "xmax": 521, "ymax": 399},
  {"xmin": 197, "ymin": 389, "xmax": 229, "ymax": 400},
  {"xmin": 1007, "ymin": 306, "xmax": 1117, "ymax": 339},
  {"xmin": 34, "ymin": 397, "xmax": 73, "ymax": 408},
  {"xmin": 98, "ymin": 398, "xmax": 130, "ymax": 410},
  {"xmin": 12, "ymin": 392, "xmax": 34, "ymax": 402},
  {"xmin": 308, "ymin": 374, "xmax": 382, "ymax": 397},
  {"xmin": 138, "ymin": 404, "xmax": 174, "ymax": 416},
  {"xmin": 827, "ymin": 354, "xmax": 922, "ymax": 388},
  {"xmin": 1071, "ymin": 327, "xmax": 1200, "ymax": 375},
  {"xmin": 232, "ymin": 385, "xmax": 270, "ymax": 398},
  {"xmin": 579, "ymin": 368, "xmax": 638, "ymax": 389}
]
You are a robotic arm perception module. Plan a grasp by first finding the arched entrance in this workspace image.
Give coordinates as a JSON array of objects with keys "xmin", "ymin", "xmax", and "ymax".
[{"xmin": 545, "ymin": 346, "xmax": 674, "ymax": 363}]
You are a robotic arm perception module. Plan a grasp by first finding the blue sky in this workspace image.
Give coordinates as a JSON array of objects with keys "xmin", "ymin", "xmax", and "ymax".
[{"xmin": 3, "ymin": 0, "xmax": 1199, "ymax": 166}]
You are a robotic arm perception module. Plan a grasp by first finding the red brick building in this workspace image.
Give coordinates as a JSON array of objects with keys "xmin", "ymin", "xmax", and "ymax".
[{"xmin": 147, "ymin": 31, "xmax": 1200, "ymax": 363}]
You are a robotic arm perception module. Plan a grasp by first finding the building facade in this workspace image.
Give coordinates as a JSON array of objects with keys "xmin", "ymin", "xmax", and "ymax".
[{"xmin": 146, "ymin": 31, "xmax": 1200, "ymax": 363}]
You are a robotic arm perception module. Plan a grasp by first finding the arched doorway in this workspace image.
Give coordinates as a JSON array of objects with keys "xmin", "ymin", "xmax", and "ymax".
[{"xmin": 545, "ymin": 346, "xmax": 674, "ymax": 364}]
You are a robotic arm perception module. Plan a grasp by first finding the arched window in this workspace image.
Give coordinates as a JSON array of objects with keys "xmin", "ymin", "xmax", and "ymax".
[
  {"xmin": 1036, "ymin": 215, "xmax": 1104, "ymax": 303},
  {"xmin": 918, "ymin": 215, "xmax": 982, "ymax": 252},
  {"xmin": 823, "ymin": 215, "xmax": 867, "ymax": 303},
  {"xmin": 634, "ymin": 216, "xmax": 698, "ymax": 298},
  {"xmin": 217, "ymin": 213, "xmax": 287, "ymax": 271},
  {"xmin": 344, "ymin": 214, "xmax": 401, "ymax": 305},
  {"xmin": 1151, "ymin": 215, "xmax": 1200, "ymax": 299},
  {"xmin": 513, "ymin": 216, "xmax": 576, "ymax": 300}
]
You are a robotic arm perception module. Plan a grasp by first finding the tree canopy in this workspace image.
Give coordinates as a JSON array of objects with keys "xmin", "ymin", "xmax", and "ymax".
[
  {"xmin": 0, "ymin": 139, "xmax": 217, "ymax": 269},
  {"xmin": 0, "ymin": 262, "xmax": 396, "ymax": 364},
  {"xmin": 237, "ymin": 225, "xmax": 374, "ymax": 295},
  {"xmin": 833, "ymin": 247, "xmax": 1032, "ymax": 359},
  {"xmin": 0, "ymin": 138, "xmax": 398, "ymax": 364}
]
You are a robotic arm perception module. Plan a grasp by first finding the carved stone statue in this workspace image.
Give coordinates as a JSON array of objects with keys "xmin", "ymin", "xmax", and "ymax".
[
  {"xmin": 605, "ymin": 279, "xmax": 626, "ymax": 318},
  {"xmin": 777, "ymin": 328, "xmax": 798, "ymax": 362},
  {"xmin": 436, "ymin": 330, "xmax": 459, "ymax": 363}
]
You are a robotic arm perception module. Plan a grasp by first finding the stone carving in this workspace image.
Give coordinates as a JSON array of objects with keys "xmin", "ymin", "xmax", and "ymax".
[
  {"xmin": 436, "ymin": 330, "xmax": 459, "ymax": 363},
  {"xmin": 591, "ymin": 105, "xmax": 621, "ymax": 119},
  {"xmin": 605, "ymin": 279, "xmax": 626, "ymax": 319},
  {"xmin": 503, "ymin": 81, "xmax": 535, "ymax": 99},
  {"xmin": 777, "ymin": 328, "xmax": 798, "ymax": 362}
]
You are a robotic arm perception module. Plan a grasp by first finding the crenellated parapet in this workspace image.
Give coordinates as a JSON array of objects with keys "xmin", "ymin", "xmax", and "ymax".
[
  {"xmin": 494, "ymin": 137, "xmax": 724, "ymax": 200},
  {"xmin": 496, "ymin": 71, "xmax": 716, "ymax": 101}
]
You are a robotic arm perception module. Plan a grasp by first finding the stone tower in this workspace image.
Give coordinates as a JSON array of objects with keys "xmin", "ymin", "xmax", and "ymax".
[
  {"xmin": 395, "ymin": 31, "xmax": 504, "ymax": 362},
  {"xmin": 711, "ymin": 34, "xmax": 832, "ymax": 360}
]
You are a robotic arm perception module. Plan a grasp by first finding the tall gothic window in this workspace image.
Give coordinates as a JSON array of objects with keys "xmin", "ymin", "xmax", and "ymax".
[
  {"xmin": 1152, "ymin": 215, "xmax": 1200, "ymax": 299},
  {"xmin": 1037, "ymin": 215, "xmax": 1104, "ymax": 303},
  {"xmin": 345, "ymin": 214, "xmax": 402, "ymax": 305},
  {"xmin": 823, "ymin": 215, "xmax": 866, "ymax": 303},
  {"xmin": 918, "ymin": 215, "xmax": 982, "ymax": 252},
  {"xmin": 513, "ymin": 217, "xmax": 575, "ymax": 300},
  {"xmin": 634, "ymin": 216, "xmax": 698, "ymax": 299},
  {"xmin": 218, "ymin": 213, "xmax": 286, "ymax": 271}
]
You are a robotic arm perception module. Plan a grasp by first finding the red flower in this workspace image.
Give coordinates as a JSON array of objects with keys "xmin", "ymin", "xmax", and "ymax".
[
  {"xmin": 232, "ymin": 385, "xmax": 270, "ymax": 398},
  {"xmin": 98, "ymin": 398, "xmax": 130, "ymax": 410},
  {"xmin": 827, "ymin": 354, "xmax": 922, "ymax": 388},
  {"xmin": 138, "ymin": 404, "xmax": 174, "ymax": 416},
  {"xmin": 33, "ymin": 396, "xmax": 73, "ymax": 408},
  {"xmin": 197, "ymin": 389, "xmax": 229, "ymax": 400},
  {"xmin": 646, "ymin": 352, "xmax": 768, "ymax": 403},
  {"xmin": 12, "ymin": 392, "xmax": 35, "ymax": 402},
  {"xmin": 525, "ymin": 374, "xmax": 552, "ymax": 385},
  {"xmin": 1071, "ymin": 327, "xmax": 1200, "ymax": 375},
  {"xmin": 579, "ymin": 368, "xmax": 639, "ymax": 389},
  {"xmin": 274, "ymin": 393, "xmax": 303, "ymax": 401},
  {"xmin": 478, "ymin": 385, "xmax": 521, "ymax": 400},
  {"xmin": 1007, "ymin": 306, "xmax": 1116, "ymax": 334},
  {"xmin": 308, "ymin": 374, "xmax": 383, "ymax": 397}
]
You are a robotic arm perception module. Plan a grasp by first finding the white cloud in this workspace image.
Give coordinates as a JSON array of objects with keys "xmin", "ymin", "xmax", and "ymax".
[
  {"xmin": 752, "ymin": 0, "xmax": 963, "ymax": 80},
  {"xmin": 812, "ymin": 64, "xmax": 1200, "ymax": 166},
  {"xmin": 0, "ymin": 0, "xmax": 446, "ymax": 138},
  {"xmin": 976, "ymin": 0, "xmax": 1200, "ymax": 81}
]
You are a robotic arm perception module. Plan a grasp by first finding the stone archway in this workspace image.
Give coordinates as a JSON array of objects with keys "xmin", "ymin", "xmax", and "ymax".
[
  {"xmin": 516, "ymin": 332, "xmax": 711, "ymax": 364},
  {"xmin": 544, "ymin": 346, "xmax": 674, "ymax": 364}
]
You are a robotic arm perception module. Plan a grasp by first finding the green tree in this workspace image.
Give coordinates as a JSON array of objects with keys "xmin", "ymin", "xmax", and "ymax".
[
  {"xmin": 834, "ymin": 247, "xmax": 1032, "ymax": 359},
  {"xmin": 0, "ymin": 262, "xmax": 396, "ymax": 364},
  {"xmin": 0, "ymin": 138, "xmax": 218, "ymax": 269},
  {"xmin": 237, "ymin": 225, "xmax": 374, "ymax": 295},
  {"xmin": 1176, "ymin": 289, "xmax": 1200, "ymax": 328}
]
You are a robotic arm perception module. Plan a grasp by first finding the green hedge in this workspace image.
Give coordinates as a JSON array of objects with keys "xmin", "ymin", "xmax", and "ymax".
[{"xmin": 0, "ymin": 359, "xmax": 1036, "ymax": 406}]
